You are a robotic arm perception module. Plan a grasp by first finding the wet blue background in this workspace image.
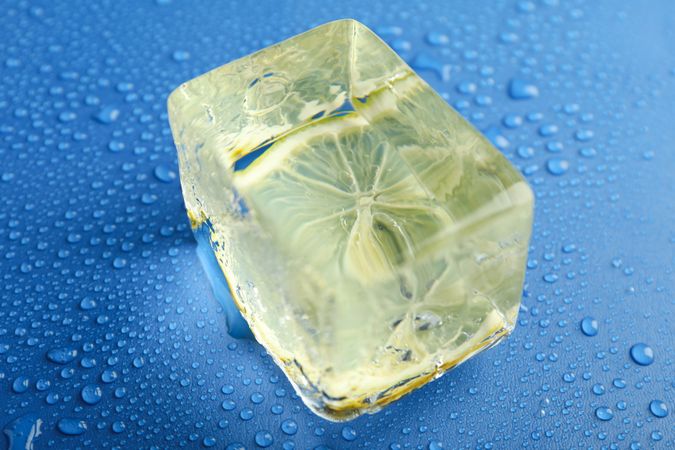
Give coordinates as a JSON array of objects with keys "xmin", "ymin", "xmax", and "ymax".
[{"xmin": 1, "ymin": 0, "xmax": 674, "ymax": 448}]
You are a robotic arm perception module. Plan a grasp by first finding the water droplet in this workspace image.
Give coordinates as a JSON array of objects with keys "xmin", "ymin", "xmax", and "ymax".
[
  {"xmin": 502, "ymin": 114, "xmax": 523, "ymax": 129},
  {"xmin": 543, "ymin": 273, "xmax": 559, "ymax": 283},
  {"xmin": 613, "ymin": 378, "xmax": 626, "ymax": 389},
  {"xmin": 630, "ymin": 343, "xmax": 654, "ymax": 366},
  {"xmin": 93, "ymin": 105, "xmax": 120, "ymax": 124},
  {"xmin": 154, "ymin": 165, "xmax": 177, "ymax": 182},
  {"xmin": 172, "ymin": 50, "xmax": 191, "ymax": 61},
  {"xmin": 579, "ymin": 147, "xmax": 597, "ymax": 158},
  {"xmin": 141, "ymin": 193, "xmax": 158, "ymax": 204},
  {"xmin": 483, "ymin": 126, "xmax": 509, "ymax": 150},
  {"xmin": 79, "ymin": 298, "xmax": 97, "ymax": 310},
  {"xmin": 592, "ymin": 384, "xmax": 605, "ymax": 395},
  {"xmin": 575, "ymin": 129, "xmax": 594, "ymax": 141},
  {"xmin": 280, "ymin": 419, "xmax": 298, "ymax": 436},
  {"xmin": 517, "ymin": 146, "xmax": 535, "ymax": 159},
  {"xmin": 132, "ymin": 356, "xmax": 145, "ymax": 368},
  {"xmin": 595, "ymin": 407, "xmax": 614, "ymax": 421},
  {"xmin": 425, "ymin": 31, "xmax": 449, "ymax": 46},
  {"xmin": 46, "ymin": 347, "xmax": 78, "ymax": 364},
  {"xmin": 112, "ymin": 421, "xmax": 125, "ymax": 433},
  {"xmin": 456, "ymin": 81, "xmax": 477, "ymax": 95},
  {"xmin": 341, "ymin": 426, "xmax": 357, "ymax": 441},
  {"xmin": 222, "ymin": 400, "xmax": 236, "ymax": 411},
  {"xmin": 649, "ymin": 399, "xmax": 668, "ymax": 418},
  {"xmin": 101, "ymin": 368, "xmax": 118, "ymax": 383},
  {"xmin": 57, "ymin": 418, "xmax": 87, "ymax": 436},
  {"xmin": 81, "ymin": 384, "xmax": 103, "ymax": 405},
  {"xmin": 546, "ymin": 158, "xmax": 569, "ymax": 175},
  {"xmin": 108, "ymin": 140, "xmax": 125, "ymax": 152},
  {"xmin": 226, "ymin": 443, "xmax": 246, "ymax": 450},
  {"xmin": 508, "ymin": 78, "xmax": 539, "ymax": 99},
  {"xmin": 58, "ymin": 111, "xmax": 77, "ymax": 122},
  {"xmin": 112, "ymin": 257, "xmax": 128, "ymax": 269},
  {"xmin": 251, "ymin": 392, "xmax": 264, "ymax": 404},
  {"xmin": 580, "ymin": 317, "xmax": 598, "ymax": 336},
  {"xmin": 254, "ymin": 430, "xmax": 274, "ymax": 448},
  {"xmin": 538, "ymin": 124, "xmax": 558, "ymax": 137},
  {"xmin": 12, "ymin": 376, "xmax": 30, "ymax": 393}
]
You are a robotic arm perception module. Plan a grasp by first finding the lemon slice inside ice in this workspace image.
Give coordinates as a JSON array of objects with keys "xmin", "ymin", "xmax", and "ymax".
[{"xmin": 233, "ymin": 113, "xmax": 454, "ymax": 285}]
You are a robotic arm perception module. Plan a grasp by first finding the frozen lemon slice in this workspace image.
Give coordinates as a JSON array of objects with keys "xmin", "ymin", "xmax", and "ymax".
[
  {"xmin": 168, "ymin": 19, "xmax": 534, "ymax": 421},
  {"xmin": 233, "ymin": 113, "xmax": 454, "ymax": 285}
]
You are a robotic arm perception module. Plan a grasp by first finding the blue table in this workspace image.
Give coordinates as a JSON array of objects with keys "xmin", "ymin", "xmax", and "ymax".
[{"xmin": 1, "ymin": 1, "xmax": 673, "ymax": 448}]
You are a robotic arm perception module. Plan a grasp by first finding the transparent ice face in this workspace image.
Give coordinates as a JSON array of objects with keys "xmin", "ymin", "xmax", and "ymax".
[{"xmin": 168, "ymin": 19, "xmax": 533, "ymax": 421}]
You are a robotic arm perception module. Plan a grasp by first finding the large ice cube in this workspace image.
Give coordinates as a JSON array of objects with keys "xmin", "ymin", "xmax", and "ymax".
[{"xmin": 167, "ymin": 19, "xmax": 533, "ymax": 421}]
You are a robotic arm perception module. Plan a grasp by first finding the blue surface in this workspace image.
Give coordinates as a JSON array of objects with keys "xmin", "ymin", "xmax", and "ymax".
[{"xmin": 1, "ymin": 1, "xmax": 674, "ymax": 449}]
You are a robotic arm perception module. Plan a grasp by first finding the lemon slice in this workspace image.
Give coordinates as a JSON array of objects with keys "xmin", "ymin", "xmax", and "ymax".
[{"xmin": 233, "ymin": 113, "xmax": 454, "ymax": 285}]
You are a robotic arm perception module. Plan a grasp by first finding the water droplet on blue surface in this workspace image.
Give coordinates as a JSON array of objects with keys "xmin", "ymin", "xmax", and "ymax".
[
  {"xmin": 595, "ymin": 407, "xmax": 614, "ymax": 421},
  {"xmin": 108, "ymin": 140, "xmax": 125, "ymax": 152},
  {"xmin": 46, "ymin": 347, "xmax": 78, "ymax": 364},
  {"xmin": 502, "ymin": 113, "xmax": 523, "ymax": 128},
  {"xmin": 57, "ymin": 418, "xmax": 88, "ymax": 436},
  {"xmin": 101, "ymin": 369, "xmax": 118, "ymax": 383},
  {"xmin": 546, "ymin": 158, "xmax": 569, "ymax": 175},
  {"xmin": 113, "ymin": 257, "xmax": 127, "ymax": 269},
  {"xmin": 93, "ymin": 105, "xmax": 120, "ymax": 124},
  {"xmin": 517, "ymin": 146, "xmax": 535, "ymax": 159},
  {"xmin": 341, "ymin": 426, "xmax": 357, "ymax": 441},
  {"xmin": 81, "ymin": 384, "xmax": 103, "ymax": 405},
  {"xmin": 281, "ymin": 419, "xmax": 298, "ymax": 436},
  {"xmin": 425, "ymin": 31, "xmax": 449, "ymax": 46},
  {"xmin": 538, "ymin": 125, "xmax": 558, "ymax": 138},
  {"xmin": 575, "ymin": 129, "xmax": 594, "ymax": 141},
  {"xmin": 580, "ymin": 317, "xmax": 598, "ymax": 336},
  {"xmin": 172, "ymin": 50, "xmax": 191, "ymax": 61},
  {"xmin": 508, "ymin": 78, "xmax": 539, "ymax": 99},
  {"xmin": 226, "ymin": 443, "xmax": 246, "ymax": 450},
  {"xmin": 630, "ymin": 343, "xmax": 654, "ymax": 366},
  {"xmin": 483, "ymin": 126, "xmax": 509, "ymax": 150},
  {"xmin": 255, "ymin": 430, "xmax": 274, "ymax": 448},
  {"xmin": 79, "ymin": 298, "xmax": 97, "ymax": 310},
  {"xmin": 543, "ymin": 273, "xmax": 559, "ymax": 283},
  {"xmin": 222, "ymin": 400, "xmax": 236, "ymax": 411},
  {"xmin": 12, "ymin": 376, "xmax": 30, "ymax": 393},
  {"xmin": 111, "ymin": 421, "xmax": 125, "ymax": 433},
  {"xmin": 613, "ymin": 378, "xmax": 627, "ymax": 389},
  {"xmin": 592, "ymin": 384, "xmax": 605, "ymax": 395},
  {"xmin": 649, "ymin": 400, "xmax": 668, "ymax": 418},
  {"xmin": 154, "ymin": 164, "xmax": 177, "ymax": 182},
  {"xmin": 58, "ymin": 111, "xmax": 77, "ymax": 122}
]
